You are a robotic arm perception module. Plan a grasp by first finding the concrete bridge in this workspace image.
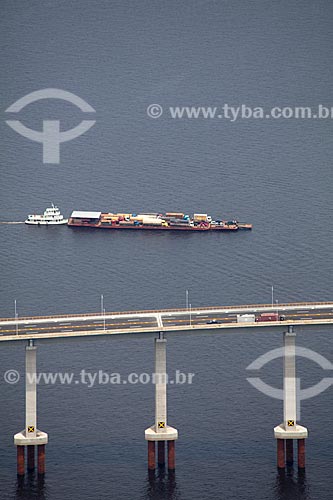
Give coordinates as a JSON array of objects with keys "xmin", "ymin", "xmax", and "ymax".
[
  {"xmin": 1, "ymin": 301, "xmax": 331, "ymax": 475},
  {"xmin": 0, "ymin": 301, "xmax": 332, "ymax": 341}
]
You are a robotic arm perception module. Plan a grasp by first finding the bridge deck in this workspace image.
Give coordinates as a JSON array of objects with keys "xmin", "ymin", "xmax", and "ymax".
[{"xmin": 0, "ymin": 302, "xmax": 332, "ymax": 342}]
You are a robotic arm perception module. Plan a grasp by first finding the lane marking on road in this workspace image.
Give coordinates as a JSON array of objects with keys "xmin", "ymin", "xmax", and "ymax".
[{"xmin": 156, "ymin": 314, "xmax": 163, "ymax": 328}]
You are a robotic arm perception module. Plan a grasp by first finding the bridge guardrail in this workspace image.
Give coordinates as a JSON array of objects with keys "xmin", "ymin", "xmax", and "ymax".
[{"xmin": 0, "ymin": 301, "xmax": 332, "ymax": 323}]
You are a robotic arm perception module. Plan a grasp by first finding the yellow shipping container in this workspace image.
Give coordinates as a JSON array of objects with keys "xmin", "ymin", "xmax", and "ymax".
[
  {"xmin": 193, "ymin": 214, "xmax": 208, "ymax": 222},
  {"xmin": 165, "ymin": 212, "xmax": 184, "ymax": 218}
]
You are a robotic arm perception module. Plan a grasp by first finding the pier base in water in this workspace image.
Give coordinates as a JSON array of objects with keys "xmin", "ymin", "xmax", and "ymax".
[
  {"xmin": 277, "ymin": 439, "xmax": 285, "ymax": 469},
  {"xmin": 148, "ymin": 441, "xmax": 156, "ymax": 470},
  {"xmin": 37, "ymin": 444, "xmax": 46, "ymax": 474},
  {"xmin": 146, "ymin": 439, "xmax": 176, "ymax": 470},
  {"xmin": 167, "ymin": 441, "xmax": 176, "ymax": 470},
  {"xmin": 27, "ymin": 445, "xmax": 35, "ymax": 471},
  {"xmin": 286, "ymin": 440, "xmax": 293, "ymax": 465},
  {"xmin": 298, "ymin": 439, "xmax": 306, "ymax": 469},
  {"xmin": 158, "ymin": 441, "xmax": 165, "ymax": 466},
  {"xmin": 16, "ymin": 444, "xmax": 46, "ymax": 475},
  {"xmin": 17, "ymin": 446, "xmax": 25, "ymax": 476}
]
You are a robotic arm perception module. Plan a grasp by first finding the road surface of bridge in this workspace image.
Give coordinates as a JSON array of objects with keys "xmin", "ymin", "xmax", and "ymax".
[{"xmin": 0, "ymin": 302, "xmax": 332, "ymax": 342}]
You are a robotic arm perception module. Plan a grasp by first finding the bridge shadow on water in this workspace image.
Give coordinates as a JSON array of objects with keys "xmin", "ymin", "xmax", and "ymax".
[
  {"xmin": 10, "ymin": 463, "xmax": 310, "ymax": 500},
  {"xmin": 142, "ymin": 466, "xmax": 180, "ymax": 500},
  {"xmin": 141, "ymin": 465, "xmax": 309, "ymax": 500},
  {"xmin": 273, "ymin": 467, "xmax": 309, "ymax": 500},
  {"xmin": 14, "ymin": 471, "xmax": 48, "ymax": 500}
]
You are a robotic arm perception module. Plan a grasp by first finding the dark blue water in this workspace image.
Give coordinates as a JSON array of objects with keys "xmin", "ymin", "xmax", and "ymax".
[{"xmin": 0, "ymin": 1, "xmax": 332, "ymax": 498}]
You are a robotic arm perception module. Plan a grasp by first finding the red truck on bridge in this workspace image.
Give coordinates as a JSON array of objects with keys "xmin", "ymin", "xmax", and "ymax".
[{"xmin": 256, "ymin": 312, "xmax": 286, "ymax": 322}]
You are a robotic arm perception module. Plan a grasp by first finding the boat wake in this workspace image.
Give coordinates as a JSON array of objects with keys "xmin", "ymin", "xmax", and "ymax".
[{"xmin": 0, "ymin": 221, "xmax": 24, "ymax": 224}]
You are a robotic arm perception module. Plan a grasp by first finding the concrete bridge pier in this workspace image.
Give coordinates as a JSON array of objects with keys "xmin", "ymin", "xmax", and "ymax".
[
  {"xmin": 158, "ymin": 441, "xmax": 165, "ymax": 466},
  {"xmin": 274, "ymin": 326, "xmax": 308, "ymax": 469},
  {"xmin": 145, "ymin": 333, "xmax": 178, "ymax": 471},
  {"xmin": 286, "ymin": 439, "xmax": 294, "ymax": 465},
  {"xmin": 14, "ymin": 340, "xmax": 48, "ymax": 475}
]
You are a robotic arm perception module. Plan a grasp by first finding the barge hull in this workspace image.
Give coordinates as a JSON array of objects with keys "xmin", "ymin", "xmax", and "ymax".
[{"xmin": 68, "ymin": 222, "xmax": 239, "ymax": 231}]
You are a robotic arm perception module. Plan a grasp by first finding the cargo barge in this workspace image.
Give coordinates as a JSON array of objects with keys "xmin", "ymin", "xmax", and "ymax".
[{"xmin": 68, "ymin": 211, "xmax": 252, "ymax": 231}]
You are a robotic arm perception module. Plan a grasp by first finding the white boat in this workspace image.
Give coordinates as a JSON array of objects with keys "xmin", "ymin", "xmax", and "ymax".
[{"xmin": 25, "ymin": 204, "xmax": 68, "ymax": 225}]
